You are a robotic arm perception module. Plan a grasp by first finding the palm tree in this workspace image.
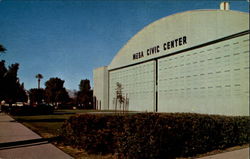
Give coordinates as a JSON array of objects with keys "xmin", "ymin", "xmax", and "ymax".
[
  {"xmin": 35, "ymin": 74, "xmax": 43, "ymax": 89},
  {"xmin": 0, "ymin": 44, "xmax": 6, "ymax": 53}
]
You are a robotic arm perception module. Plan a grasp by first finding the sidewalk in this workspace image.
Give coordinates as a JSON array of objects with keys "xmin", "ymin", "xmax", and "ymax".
[
  {"xmin": 197, "ymin": 147, "xmax": 249, "ymax": 159},
  {"xmin": 0, "ymin": 113, "xmax": 73, "ymax": 159}
]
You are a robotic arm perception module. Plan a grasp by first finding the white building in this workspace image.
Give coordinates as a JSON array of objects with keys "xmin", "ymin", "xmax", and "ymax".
[{"xmin": 93, "ymin": 3, "xmax": 249, "ymax": 116}]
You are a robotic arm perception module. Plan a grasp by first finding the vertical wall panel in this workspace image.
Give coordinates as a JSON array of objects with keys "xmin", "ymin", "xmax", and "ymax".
[
  {"xmin": 157, "ymin": 34, "xmax": 249, "ymax": 116},
  {"xmin": 109, "ymin": 61, "xmax": 156, "ymax": 111}
]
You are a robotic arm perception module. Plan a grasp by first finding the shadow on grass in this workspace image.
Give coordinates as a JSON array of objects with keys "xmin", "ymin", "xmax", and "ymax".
[{"xmin": 53, "ymin": 112, "xmax": 75, "ymax": 115}]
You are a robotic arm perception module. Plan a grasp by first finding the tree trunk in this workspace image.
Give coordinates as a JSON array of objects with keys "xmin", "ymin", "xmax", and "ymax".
[{"xmin": 38, "ymin": 79, "xmax": 40, "ymax": 89}]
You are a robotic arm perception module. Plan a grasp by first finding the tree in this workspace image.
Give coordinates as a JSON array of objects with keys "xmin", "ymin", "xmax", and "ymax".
[
  {"xmin": 29, "ymin": 88, "xmax": 45, "ymax": 105},
  {"xmin": 79, "ymin": 79, "xmax": 91, "ymax": 92},
  {"xmin": 77, "ymin": 79, "xmax": 93, "ymax": 109},
  {"xmin": 0, "ymin": 60, "xmax": 7, "ymax": 100},
  {"xmin": 35, "ymin": 74, "xmax": 43, "ymax": 89},
  {"xmin": 0, "ymin": 44, "xmax": 6, "ymax": 53},
  {"xmin": 115, "ymin": 82, "xmax": 124, "ymax": 111},
  {"xmin": 114, "ymin": 82, "xmax": 129, "ymax": 113},
  {"xmin": 0, "ymin": 46, "xmax": 27, "ymax": 105},
  {"xmin": 17, "ymin": 83, "xmax": 28, "ymax": 103},
  {"xmin": 5, "ymin": 63, "xmax": 20, "ymax": 105},
  {"xmin": 0, "ymin": 61, "xmax": 27, "ymax": 105},
  {"xmin": 44, "ymin": 77, "xmax": 69, "ymax": 106},
  {"xmin": 55, "ymin": 88, "xmax": 70, "ymax": 104}
]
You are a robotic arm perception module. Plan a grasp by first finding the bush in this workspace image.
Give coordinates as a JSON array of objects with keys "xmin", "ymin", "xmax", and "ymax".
[
  {"xmin": 61, "ymin": 114, "xmax": 124, "ymax": 154},
  {"xmin": 60, "ymin": 113, "xmax": 249, "ymax": 158}
]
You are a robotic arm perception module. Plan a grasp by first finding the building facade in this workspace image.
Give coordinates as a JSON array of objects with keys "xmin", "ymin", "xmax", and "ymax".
[{"xmin": 93, "ymin": 7, "xmax": 249, "ymax": 116}]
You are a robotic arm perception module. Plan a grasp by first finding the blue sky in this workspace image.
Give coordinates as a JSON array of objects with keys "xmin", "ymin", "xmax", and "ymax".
[{"xmin": 0, "ymin": 0, "xmax": 248, "ymax": 91}]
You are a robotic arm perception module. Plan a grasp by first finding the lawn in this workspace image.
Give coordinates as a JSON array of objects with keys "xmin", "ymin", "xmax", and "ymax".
[
  {"xmin": 13, "ymin": 110, "xmax": 70, "ymax": 136},
  {"xmin": 11, "ymin": 109, "xmax": 107, "ymax": 137},
  {"xmin": 12, "ymin": 109, "xmax": 133, "ymax": 138},
  {"xmin": 11, "ymin": 109, "xmax": 117, "ymax": 159}
]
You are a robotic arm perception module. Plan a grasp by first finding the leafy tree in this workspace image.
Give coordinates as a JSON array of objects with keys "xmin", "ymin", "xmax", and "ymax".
[
  {"xmin": 35, "ymin": 73, "xmax": 43, "ymax": 89},
  {"xmin": 0, "ymin": 45, "xmax": 7, "ymax": 96},
  {"xmin": 44, "ymin": 77, "xmax": 69, "ymax": 106},
  {"xmin": 17, "ymin": 83, "xmax": 28, "ymax": 103},
  {"xmin": 115, "ymin": 82, "xmax": 125, "ymax": 111},
  {"xmin": 0, "ymin": 60, "xmax": 7, "ymax": 100},
  {"xmin": 0, "ymin": 44, "xmax": 6, "ymax": 53},
  {"xmin": 0, "ymin": 61, "xmax": 27, "ymax": 105},
  {"xmin": 29, "ymin": 88, "xmax": 45, "ymax": 105},
  {"xmin": 79, "ymin": 79, "xmax": 91, "ymax": 92},
  {"xmin": 5, "ymin": 63, "xmax": 20, "ymax": 105},
  {"xmin": 77, "ymin": 79, "xmax": 93, "ymax": 109}
]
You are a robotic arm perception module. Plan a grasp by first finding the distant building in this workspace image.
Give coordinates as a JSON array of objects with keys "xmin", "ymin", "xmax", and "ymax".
[{"xmin": 93, "ymin": 3, "xmax": 249, "ymax": 116}]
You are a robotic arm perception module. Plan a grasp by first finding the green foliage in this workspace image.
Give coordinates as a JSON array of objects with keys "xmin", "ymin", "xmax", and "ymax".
[
  {"xmin": 79, "ymin": 79, "xmax": 91, "ymax": 92},
  {"xmin": 61, "ymin": 114, "xmax": 124, "ymax": 154},
  {"xmin": 35, "ymin": 73, "xmax": 43, "ymax": 89},
  {"xmin": 29, "ymin": 88, "xmax": 45, "ymax": 105},
  {"xmin": 76, "ymin": 79, "xmax": 93, "ymax": 109},
  {"xmin": 0, "ymin": 44, "xmax": 6, "ymax": 53},
  {"xmin": 44, "ymin": 77, "xmax": 69, "ymax": 105},
  {"xmin": 60, "ymin": 113, "xmax": 249, "ymax": 158},
  {"xmin": 17, "ymin": 83, "xmax": 28, "ymax": 102},
  {"xmin": 0, "ymin": 60, "xmax": 27, "ymax": 103},
  {"xmin": 0, "ymin": 45, "xmax": 27, "ymax": 103},
  {"xmin": 0, "ymin": 60, "xmax": 8, "ymax": 100}
]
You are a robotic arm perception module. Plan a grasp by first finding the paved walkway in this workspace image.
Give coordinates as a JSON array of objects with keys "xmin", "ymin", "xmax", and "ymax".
[
  {"xmin": 197, "ymin": 147, "xmax": 249, "ymax": 159},
  {"xmin": 0, "ymin": 113, "xmax": 73, "ymax": 159}
]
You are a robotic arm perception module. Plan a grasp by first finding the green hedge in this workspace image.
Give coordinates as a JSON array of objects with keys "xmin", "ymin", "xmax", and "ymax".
[
  {"xmin": 60, "ymin": 114, "xmax": 124, "ymax": 154},
  {"xmin": 60, "ymin": 113, "xmax": 249, "ymax": 158}
]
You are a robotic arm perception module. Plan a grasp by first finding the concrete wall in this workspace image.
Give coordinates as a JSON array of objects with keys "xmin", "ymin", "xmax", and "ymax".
[
  {"xmin": 157, "ymin": 34, "xmax": 249, "ymax": 116},
  {"xmin": 93, "ymin": 66, "xmax": 108, "ymax": 110},
  {"xmin": 94, "ymin": 9, "xmax": 249, "ymax": 115},
  {"xmin": 109, "ymin": 61, "xmax": 156, "ymax": 111}
]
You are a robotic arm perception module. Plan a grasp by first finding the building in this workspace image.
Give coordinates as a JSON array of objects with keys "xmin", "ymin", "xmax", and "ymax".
[{"xmin": 93, "ymin": 3, "xmax": 249, "ymax": 116}]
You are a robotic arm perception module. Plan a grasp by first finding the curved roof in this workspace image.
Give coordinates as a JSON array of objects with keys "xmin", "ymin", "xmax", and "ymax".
[{"xmin": 108, "ymin": 10, "xmax": 249, "ymax": 70}]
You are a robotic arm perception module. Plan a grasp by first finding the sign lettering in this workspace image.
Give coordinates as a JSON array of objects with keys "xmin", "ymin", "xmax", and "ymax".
[{"xmin": 132, "ymin": 36, "xmax": 187, "ymax": 60}]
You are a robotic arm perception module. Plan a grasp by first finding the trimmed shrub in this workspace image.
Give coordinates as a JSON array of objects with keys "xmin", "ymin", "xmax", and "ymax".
[
  {"xmin": 60, "ymin": 113, "xmax": 249, "ymax": 158},
  {"xmin": 61, "ymin": 114, "xmax": 124, "ymax": 154}
]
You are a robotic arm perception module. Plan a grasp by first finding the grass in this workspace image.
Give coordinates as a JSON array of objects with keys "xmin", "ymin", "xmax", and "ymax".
[
  {"xmin": 12, "ymin": 110, "xmax": 76, "ymax": 137},
  {"xmin": 11, "ymin": 109, "xmax": 136, "ymax": 138},
  {"xmin": 11, "ymin": 109, "xmax": 118, "ymax": 158}
]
